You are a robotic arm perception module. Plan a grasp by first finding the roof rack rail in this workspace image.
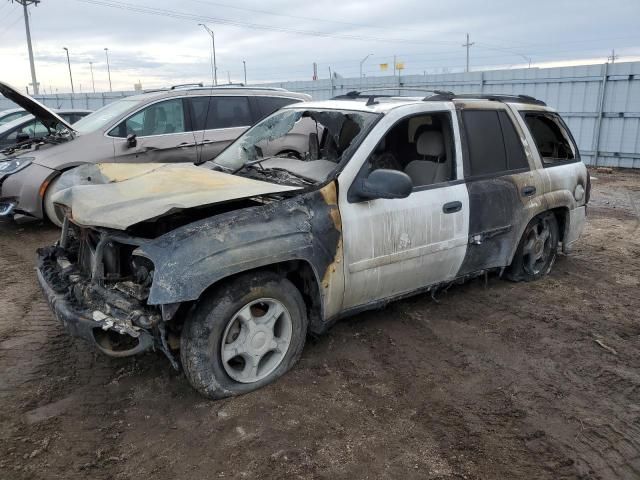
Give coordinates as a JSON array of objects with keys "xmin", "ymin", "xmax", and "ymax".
[
  {"xmin": 170, "ymin": 83, "xmax": 204, "ymax": 90},
  {"xmin": 333, "ymin": 88, "xmax": 454, "ymax": 106},
  {"xmin": 425, "ymin": 92, "xmax": 546, "ymax": 106}
]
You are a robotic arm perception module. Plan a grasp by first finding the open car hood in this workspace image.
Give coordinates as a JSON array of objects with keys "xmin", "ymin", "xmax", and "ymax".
[
  {"xmin": 0, "ymin": 81, "xmax": 74, "ymax": 131},
  {"xmin": 52, "ymin": 163, "xmax": 302, "ymax": 230}
]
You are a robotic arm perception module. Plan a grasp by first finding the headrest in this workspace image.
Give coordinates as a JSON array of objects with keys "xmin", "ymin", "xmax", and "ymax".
[{"xmin": 417, "ymin": 130, "xmax": 445, "ymax": 157}]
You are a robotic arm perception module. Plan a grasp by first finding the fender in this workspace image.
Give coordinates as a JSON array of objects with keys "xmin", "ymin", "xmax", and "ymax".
[{"xmin": 136, "ymin": 182, "xmax": 344, "ymax": 319}]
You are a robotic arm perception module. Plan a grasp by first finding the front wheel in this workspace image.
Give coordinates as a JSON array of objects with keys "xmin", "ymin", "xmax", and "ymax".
[
  {"xmin": 180, "ymin": 272, "xmax": 308, "ymax": 399},
  {"xmin": 506, "ymin": 212, "xmax": 559, "ymax": 282}
]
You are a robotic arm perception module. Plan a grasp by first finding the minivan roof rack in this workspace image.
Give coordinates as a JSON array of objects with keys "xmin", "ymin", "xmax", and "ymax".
[
  {"xmin": 170, "ymin": 83, "xmax": 204, "ymax": 90},
  {"xmin": 143, "ymin": 85, "xmax": 291, "ymax": 95},
  {"xmin": 425, "ymin": 92, "xmax": 546, "ymax": 106}
]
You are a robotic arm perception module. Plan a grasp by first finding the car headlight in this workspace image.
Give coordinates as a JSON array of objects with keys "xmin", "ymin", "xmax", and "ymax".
[{"xmin": 0, "ymin": 157, "xmax": 33, "ymax": 175}]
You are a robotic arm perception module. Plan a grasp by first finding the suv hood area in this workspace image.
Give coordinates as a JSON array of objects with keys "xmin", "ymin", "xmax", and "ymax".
[
  {"xmin": 0, "ymin": 81, "xmax": 75, "ymax": 132},
  {"xmin": 52, "ymin": 163, "xmax": 302, "ymax": 230}
]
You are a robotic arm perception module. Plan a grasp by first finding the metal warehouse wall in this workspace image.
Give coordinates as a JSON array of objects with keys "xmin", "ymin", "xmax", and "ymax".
[{"xmin": 2, "ymin": 62, "xmax": 639, "ymax": 168}]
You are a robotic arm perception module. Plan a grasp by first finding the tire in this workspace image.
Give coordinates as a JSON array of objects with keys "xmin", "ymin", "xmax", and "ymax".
[
  {"xmin": 180, "ymin": 271, "xmax": 308, "ymax": 399},
  {"xmin": 43, "ymin": 175, "xmax": 64, "ymax": 227},
  {"xmin": 506, "ymin": 212, "xmax": 559, "ymax": 282}
]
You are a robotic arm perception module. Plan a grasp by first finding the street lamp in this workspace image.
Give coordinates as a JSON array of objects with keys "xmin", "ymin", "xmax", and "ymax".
[
  {"xmin": 360, "ymin": 53, "xmax": 373, "ymax": 78},
  {"xmin": 62, "ymin": 47, "xmax": 74, "ymax": 93},
  {"xmin": 104, "ymin": 48, "xmax": 112, "ymax": 92},
  {"xmin": 89, "ymin": 61, "xmax": 95, "ymax": 93},
  {"xmin": 198, "ymin": 23, "xmax": 217, "ymax": 86}
]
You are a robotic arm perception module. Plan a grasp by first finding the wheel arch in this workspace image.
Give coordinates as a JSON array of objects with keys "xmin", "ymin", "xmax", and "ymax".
[
  {"xmin": 188, "ymin": 259, "xmax": 325, "ymax": 335},
  {"xmin": 507, "ymin": 190, "xmax": 576, "ymax": 266}
]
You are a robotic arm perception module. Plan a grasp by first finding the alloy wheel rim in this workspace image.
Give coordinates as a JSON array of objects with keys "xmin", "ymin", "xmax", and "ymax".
[
  {"xmin": 220, "ymin": 298, "xmax": 293, "ymax": 384},
  {"xmin": 522, "ymin": 218, "xmax": 552, "ymax": 275}
]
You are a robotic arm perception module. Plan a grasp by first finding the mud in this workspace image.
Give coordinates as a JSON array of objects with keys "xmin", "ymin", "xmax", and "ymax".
[{"xmin": 1, "ymin": 168, "xmax": 639, "ymax": 479}]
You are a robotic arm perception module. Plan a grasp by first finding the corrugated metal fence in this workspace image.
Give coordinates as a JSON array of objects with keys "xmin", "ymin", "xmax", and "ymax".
[{"xmin": 2, "ymin": 62, "xmax": 639, "ymax": 167}]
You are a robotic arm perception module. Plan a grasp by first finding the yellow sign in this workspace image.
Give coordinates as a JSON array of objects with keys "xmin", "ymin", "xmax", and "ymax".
[
  {"xmin": 396, "ymin": 62, "xmax": 405, "ymax": 71},
  {"xmin": 379, "ymin": 63, "xmax": 388, "ymax": 71}
]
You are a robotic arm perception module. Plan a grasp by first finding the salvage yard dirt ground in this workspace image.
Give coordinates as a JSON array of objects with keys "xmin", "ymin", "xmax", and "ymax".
[{"xmin": 1, "ymin": 168, "xmax": 639, "ymax": 480}]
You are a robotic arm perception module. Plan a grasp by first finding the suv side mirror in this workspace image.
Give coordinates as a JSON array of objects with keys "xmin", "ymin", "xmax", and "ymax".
[
  {"xmin": 16, "ymin": 132, "xmax": 30, "ymax": 143},
  {"xmin": 126, "ymin": 133, "xmax": 137, "ymax": 148},
  {"xmin": 352, "ymin": 169, "xmax": 413, "ymax": 201}
]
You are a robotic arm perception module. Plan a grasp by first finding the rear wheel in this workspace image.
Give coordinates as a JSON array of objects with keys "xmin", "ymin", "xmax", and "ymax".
[
  {"xmin": 43, "ymin": 176, "xmax": 64, "ymax": 227},
  {"xmin": 180, "ymin": 272, "xmax": 308, "ymax": 399},
  {"xmin": 506, "ymin": 212, "xmax": 559, "ymax": 282}
]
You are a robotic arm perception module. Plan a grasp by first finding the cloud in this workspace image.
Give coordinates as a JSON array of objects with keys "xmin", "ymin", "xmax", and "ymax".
[{"xmin": 1, "ymin": 0, "xmax": 639, "ymax": 93}]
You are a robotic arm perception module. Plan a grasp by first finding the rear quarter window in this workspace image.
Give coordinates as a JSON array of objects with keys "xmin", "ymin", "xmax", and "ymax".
[{"xmin": 521, "ymin": 112, "xmax": 578, "ymax": 166}]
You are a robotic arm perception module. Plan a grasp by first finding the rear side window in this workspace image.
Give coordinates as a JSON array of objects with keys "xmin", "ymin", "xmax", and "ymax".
[
  {"xmin": 522, "ymin": 112, "xmax": 577, "ymax": 166},
  {"xmin": 255, "ymin": 96, "xmax": 301, "ymax": 120},
  {"xmin": 189, "ymin": 96, "xmax": 253, "ymax": 130},
  {"xmin": 498, "ymin": 111, "xmax": 529, "ymax": 170},
  {"xmin": 461, "ymin": 109, "xmax": 529, "ymax": 177}
]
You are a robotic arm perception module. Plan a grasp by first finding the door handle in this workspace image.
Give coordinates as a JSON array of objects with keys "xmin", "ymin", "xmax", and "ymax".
[
  {"xmin": 443, "ymin": 201, "xmax": 462, "ymax": 214},
  {"xmin": 521, "ymin": 186, "xmax": 537, "ymax": 197},
  {"xmin": 179, "ymin": 142, "xmax": 197, "ymax": 148},
  {"xmin": 198, "ymin": 140, "xmax": 214, "ymax": 145}
]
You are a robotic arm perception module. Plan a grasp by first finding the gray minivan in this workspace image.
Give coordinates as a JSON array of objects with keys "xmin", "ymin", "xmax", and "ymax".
[{"xmin": 0, "ymin": 82, "xmax": 310, "ymax": 225}]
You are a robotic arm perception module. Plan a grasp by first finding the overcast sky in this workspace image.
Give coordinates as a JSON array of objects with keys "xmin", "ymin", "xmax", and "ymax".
[{"xmin": 1, "ymin": 0, "xmax": 639, "ymax": 93}]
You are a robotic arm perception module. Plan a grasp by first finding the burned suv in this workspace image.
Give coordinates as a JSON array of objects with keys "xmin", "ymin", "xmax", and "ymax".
[{"xmin": 37, "ymin": 91, "xmax": 589, "ymax": 399}]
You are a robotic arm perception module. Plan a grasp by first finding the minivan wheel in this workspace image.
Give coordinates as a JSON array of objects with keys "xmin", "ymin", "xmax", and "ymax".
[
  {"xmin": 180, "ymin": 272, "xmax": 308, "ymax": 399},
  {"xmin": 506, "ymin": 212, "xmax": 559, "ymax": 282},
  {"xmin": 43, "ymin": 176, "xmax": 64, "ymax": 227}
]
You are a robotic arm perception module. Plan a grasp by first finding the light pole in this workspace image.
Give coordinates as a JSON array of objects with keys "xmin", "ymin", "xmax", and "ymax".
[
  {"xmin": 89, "ymin": 61, "xmax": 96, "ymax": 93},
  {"xmin": 104, "ymin": 48, "xmax": 112, "ymax": 92},
  {"xmin": 198, "ymin": 24, "xmax": 217, "ymax": 86},
  {"xmin": 15, "ymin": 1, "xmax": 40, "ymax": 95},
  {"xmin": 463, "ymin": 33, "xmax": 474, "ymax": 73},
  {"xmin": 243, "ymin": 60, "xmax": 247, "ymax": 85},
  {"xmin": 359, "ymin": 53, "xmax": 373, "ymax": 78},
  {"xmin": 63, "ymin": 47, "xmax": 74, "ymax": 93}
]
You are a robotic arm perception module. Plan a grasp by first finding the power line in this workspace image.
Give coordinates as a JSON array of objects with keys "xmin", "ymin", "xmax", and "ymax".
[
  {"xmin": 73, "ymin": 0, "xmax": 463, "ymax": 47},
  {"xmin": 183, "ymin": 0, "xmax": 457, "ymax": 40}
]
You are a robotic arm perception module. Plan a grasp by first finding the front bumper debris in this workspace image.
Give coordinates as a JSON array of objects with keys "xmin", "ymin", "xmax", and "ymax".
[{"xmin": 37, "ymin": 245, "xmax": 156, "ymax": 357}]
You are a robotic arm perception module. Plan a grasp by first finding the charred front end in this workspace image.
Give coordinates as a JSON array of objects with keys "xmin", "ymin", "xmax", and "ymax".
[{"xmin": 36, "ymin": 220, "xmax": 172, "ymax": 361}]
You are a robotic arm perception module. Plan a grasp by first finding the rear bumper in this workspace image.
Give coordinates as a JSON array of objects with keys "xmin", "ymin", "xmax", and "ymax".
[
  {"xmin": 563, "ymin": 205, "xmax": 587, "ymax": 253},
  {"xmin": 36, "ymin": 261, "xmax": 154, "ymax": 357}
]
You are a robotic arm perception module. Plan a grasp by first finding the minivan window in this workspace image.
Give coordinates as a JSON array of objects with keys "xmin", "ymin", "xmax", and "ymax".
[
  {"xmin": 189, "ymin": 96, "xmax": 252, "ymax": 131},
  {"xmin": 73, "ymin": 98, "xmax": 140, "ymax": 134},
  {"xmin": 110, "ymin": 98, "xmax": 187, "ymax": 137},
  {"xmin": 522, "ymin": 112, "xmax": 577, "ymax": 166},
  {"xmin": 255, "ymin": 96, "xmax": 301, "ymax": 120}
]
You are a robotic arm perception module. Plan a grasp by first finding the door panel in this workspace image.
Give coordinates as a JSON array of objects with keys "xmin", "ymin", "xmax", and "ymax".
[
  {"xmin": 196, "ymin": 126, "xmax": 248, "ymax": 161},
  {"xmin": 188, "ymin": 96, "xmax": 253, "ymax": 161},
  {"xmin": 458, "ymin": 173, "xmax": 530, "ymax": 276},
  {"xmin": 456, "ymin": 106, "xmax": 542, "ymax": 276},
  {"xmin": 340, "ymin": 184, "xmax": 469, "ymax": 310},
  {"xmin": 112, "ymin": 98, "xmax": 198, "ymax": 163}
]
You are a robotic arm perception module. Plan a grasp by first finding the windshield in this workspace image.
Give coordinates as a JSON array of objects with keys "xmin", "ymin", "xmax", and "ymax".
[
  {"xmin": 72, "ymin": 98, "xmax": 140, "ymax": 134},
  {"xmin": 213, "ymin": 108, "xmax": 380, "ymax": 184}
]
